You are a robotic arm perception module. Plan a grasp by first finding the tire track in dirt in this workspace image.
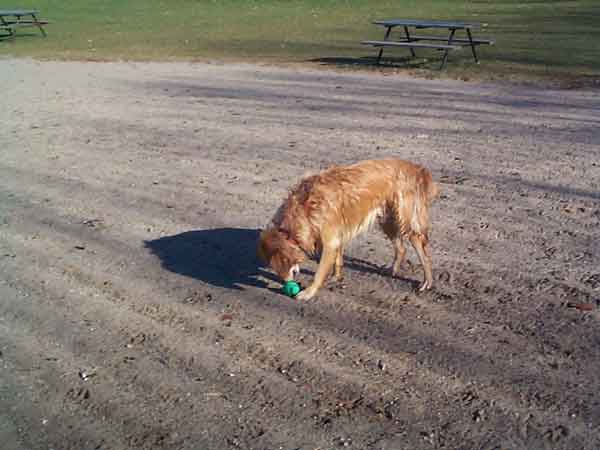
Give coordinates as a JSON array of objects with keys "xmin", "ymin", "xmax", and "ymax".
[
  {"xmin": 2, "ymin": 223, "xmax": 446, "ymax": 449},
  {"xmin": 3, "ymin": 59, "xmax": 600, "ymax": 449},
  {"xmin": 3, "ymin": 177, "xmax": 599, "ymax": 449}
]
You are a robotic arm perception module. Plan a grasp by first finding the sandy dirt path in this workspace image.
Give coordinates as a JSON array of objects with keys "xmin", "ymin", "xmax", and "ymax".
[{"xmin": 1, "ymin": 58, "xmax": 600, "ymax": 450}]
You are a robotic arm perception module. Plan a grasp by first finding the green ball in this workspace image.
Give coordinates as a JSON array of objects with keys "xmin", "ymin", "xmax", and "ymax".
[{"xmin": 282, "ymin": 280, "xmax": 301, "ymax": 297}]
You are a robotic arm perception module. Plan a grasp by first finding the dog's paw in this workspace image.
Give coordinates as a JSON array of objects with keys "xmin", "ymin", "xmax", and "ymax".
[
  {"xmin": 389, "ymin": 262, "xmax": 413, "ymax": 278},
  {"xmin": 385, "ymin": 266, "xmax": 397, "ymax": 277},
  {"xmin": 296, "ymin": 288, "xmax": 316, "ymax": 301},
  {"xmin": 333, "ymin": 275, "xmax": 345, "ymax": 285},
  {"xmin": 418, "ymin": 280, "xmax": 433, "ymax": 292}
]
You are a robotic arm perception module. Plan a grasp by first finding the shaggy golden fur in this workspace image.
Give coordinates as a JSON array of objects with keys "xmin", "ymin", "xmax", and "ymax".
[{"xmin": 257, "ymin": 159, "xmax": 439, "ymax": 300}]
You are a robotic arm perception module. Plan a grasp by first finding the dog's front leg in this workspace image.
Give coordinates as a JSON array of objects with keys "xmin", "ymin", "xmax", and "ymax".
[
  {"xmin": 391, "ymin": 237, "xmax": 407, "ymax": 277},
  {"xmin": 334, "ymin": 246, "xmax": 345, "ymax": 281},
  {"xmin": 296, "ymin": 246, "xmax": 337, "ymax": 300}
]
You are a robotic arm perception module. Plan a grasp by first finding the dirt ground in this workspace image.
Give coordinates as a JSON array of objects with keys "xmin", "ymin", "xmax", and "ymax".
[{"xmin": 1, "ymin": 58, "xmax": 599, "ymax": 450}]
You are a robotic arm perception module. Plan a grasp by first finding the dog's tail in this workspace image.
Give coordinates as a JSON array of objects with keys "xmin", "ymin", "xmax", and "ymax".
[
  {"xmin": 418, "ymin": 167, "xmax": 439, "ymax": 203},
  {"xmin": 405, "ymin": 168, "xmax": 439, "ymax": 241}
]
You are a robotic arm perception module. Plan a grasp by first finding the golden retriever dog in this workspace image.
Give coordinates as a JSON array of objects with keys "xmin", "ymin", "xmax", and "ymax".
[{"xmin": 257, "ymin": 159, "xmax": 439, "ymax": 300}]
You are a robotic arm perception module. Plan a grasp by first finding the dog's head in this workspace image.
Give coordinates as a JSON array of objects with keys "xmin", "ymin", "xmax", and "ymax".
[{"xmin": 257, "ymin": 228, "xmax": 305, "ymax": 281}]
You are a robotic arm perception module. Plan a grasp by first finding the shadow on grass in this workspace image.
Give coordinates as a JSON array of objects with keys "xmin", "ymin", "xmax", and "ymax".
[
  {"xmin": 310, "ymin": 55, "xmax": 437, "ymax": 70},
  {"xmin": 0, "ymin": 31, "xmax": 45, "ymax": 41}
]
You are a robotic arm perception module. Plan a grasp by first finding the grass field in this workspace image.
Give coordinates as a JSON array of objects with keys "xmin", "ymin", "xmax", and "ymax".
[{"xmin": 2, "ymin": 0, "xmax": 600, "ymax": 81}]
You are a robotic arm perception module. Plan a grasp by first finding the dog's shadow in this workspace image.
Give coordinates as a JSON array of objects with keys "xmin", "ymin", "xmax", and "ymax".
[
  {"xmin": 145, "ymin": 228, "xmax": 277, "ymax": 290},
  {"xmin": 145, "ymin": 227, "xmax": 418, "ymax": 292}
]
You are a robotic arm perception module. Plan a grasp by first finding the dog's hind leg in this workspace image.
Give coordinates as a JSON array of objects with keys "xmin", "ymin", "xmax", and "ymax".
[
  {"xmin": 391, "ymin": 237, "xmax": 407, "ymax": 277},
  {"xmin": 296, "ymin": 245, "xmax": 338, "ymax": 300},
  {"xmin": 381, "ymin": 213, "xmax": 407, "ymax": 277},
  {"xmin": 409, "ymin": 233, "xmax": 433, "ymax": 291}
]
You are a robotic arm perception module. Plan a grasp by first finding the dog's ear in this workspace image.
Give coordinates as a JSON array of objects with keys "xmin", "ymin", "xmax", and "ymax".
[
  {"xmin": 257, "ymin": 228, "xmax": 283, "ymax": 263},
  {"xmin": 257, "ymin": 227, "xmax": 305, "ymax": 270},
  {"xmin": 257, "ymin": 229, "xmax": 271, "ymax": 263},
  {"xmin": 259, "ymin": 228, "xmax": 281, "ymax": 244}
]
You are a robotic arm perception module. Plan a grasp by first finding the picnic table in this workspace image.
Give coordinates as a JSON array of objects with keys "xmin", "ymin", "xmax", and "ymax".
[
  {"xmin": 0, "ymin": 10, "xmax": 48, "ymax": 38},
  {"xmin": 362, "ymin": 19, "xmax": 494, "ymax": 69}
]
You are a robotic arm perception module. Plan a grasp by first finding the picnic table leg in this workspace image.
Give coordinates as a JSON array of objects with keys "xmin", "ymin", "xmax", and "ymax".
[
  {"xmin": 376, "ymin": 26, "xmax": 392, "ymax": 64},
  {"xmin": 0, "ymin": 15, "xmax": 14, "ymax": 37},
  {"xmin": 403, "ymin": 26, "xmax": 416, "ymax": 57},
  {"xmin": 440, "ymin": 28, "xmax": 456, "ymax": 70},
  {"xmin": 30, "ymin": 13, "xmax": 46, "ymax": 37},
  {"xmin": 466, "ymin": 28, "xmax": 478, "ymax": 63}
]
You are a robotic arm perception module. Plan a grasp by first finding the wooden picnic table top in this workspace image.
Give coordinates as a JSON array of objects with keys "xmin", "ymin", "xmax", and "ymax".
[
  {"xmin": 0, "ymin": 9, "xmax": 39, "ymax": 17},
  {"xmin": 373, "ymin": 19, "xmax": 481, "ymax": 30}
]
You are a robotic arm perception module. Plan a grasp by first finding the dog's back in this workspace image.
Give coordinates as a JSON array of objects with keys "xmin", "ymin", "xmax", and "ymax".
[{"xmin": 292, "ymin": 159, "xmax": 438, "ymax": 241}]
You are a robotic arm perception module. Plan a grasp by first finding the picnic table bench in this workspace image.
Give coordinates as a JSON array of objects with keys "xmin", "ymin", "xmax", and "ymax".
[
  {"xmin": 362, "ymin": 19, "xmax": 494, "ymax": 69},
  {"xmin": 0, "ymin": 9, "xmax": 48, "ymax": 38}
]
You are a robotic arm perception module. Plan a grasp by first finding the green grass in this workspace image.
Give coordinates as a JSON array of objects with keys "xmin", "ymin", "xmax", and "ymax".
[{"xmin": 2, "ymin": 0, "xmax": 600, "ymax": 82}]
